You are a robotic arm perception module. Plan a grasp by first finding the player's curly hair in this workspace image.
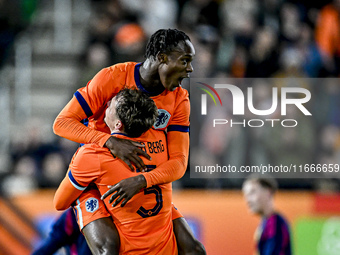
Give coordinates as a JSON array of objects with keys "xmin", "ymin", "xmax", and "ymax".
[
  {"xmin": 144, "ymin": 28, "xmax": 191, "ymax": 59},
  {"xmin": 115, "ymin": 89, "xmax": 158, "ymax": 138}
]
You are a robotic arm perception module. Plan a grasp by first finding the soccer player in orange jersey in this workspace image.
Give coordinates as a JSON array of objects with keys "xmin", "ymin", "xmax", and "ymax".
[
  {"xmin": 55, "ymin": 89, "xmax": 178, "ymax": 254},
  {"xmin": 53, "ymin": 29, "xmax": 205, "ymax": 254}
]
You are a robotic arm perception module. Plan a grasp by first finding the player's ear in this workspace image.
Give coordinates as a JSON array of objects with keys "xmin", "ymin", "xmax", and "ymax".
[
  {"xmin": 115, "ymin": 120, "xmax": 123, "ymax": 130},
  {"xmin": 157, "ymin": 52, "xmax": 167, "ymax": 63}
]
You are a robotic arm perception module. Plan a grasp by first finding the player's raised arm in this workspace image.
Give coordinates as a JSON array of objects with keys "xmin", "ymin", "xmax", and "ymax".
[
  {"xmin": 142, "ymin": 88, "xmax": 190, "ymax": 187},
  {"xmin": 53, "ymin": 67, "xmax": 150, "ymax": 171},
  {"xmin": 142, "ymin": 130, "xmax": 189, "ymax": 187},
  {"xmin": 53, "ymin": 96, "xmax": 111, "ymax": 146}
]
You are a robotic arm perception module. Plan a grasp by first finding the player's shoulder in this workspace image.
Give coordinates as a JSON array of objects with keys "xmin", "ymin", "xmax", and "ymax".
[
  {"xmin": 266, "ymin": 213, "xmax": 290, "ymax": 229},
  {"xmin": 78, "ymin": 144, "xmax": 109, "ymax": 155},
  {"xmin": 174, "ymin": 86, "xmax": 189, "ymax": 98},
  {"xmin": 274, "ymin": 213, "xmax": 290, "ymax": 225},
  {"xmin": 107, "ymin": 62, "xmax": 137, "ymax": 73},
  {"xmin": 160, "ymin": 86, "xmax": 189, "ymax": 104}
]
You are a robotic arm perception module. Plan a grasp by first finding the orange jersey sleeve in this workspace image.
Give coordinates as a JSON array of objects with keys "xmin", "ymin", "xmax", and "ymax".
[
  {"xmin": 54, "ymin": 146, "xmax": 102, "ymax": 210},
  {"xmin": 143, "ymin": 88, "xmax": 190, "ymax": 187},
  {"xmin": 53, "ymin": 96, "xmax": 111, "ymax": 147},
  {"xmin": 54, "ymin": 173, "xmax": 83, "ymax": 210},
  {"xmin": 167, "ymin": 87, "xmax": 190, "ymax": 128},
  {"xmin": 142, "ymin": 131, "xmax": 189, "ymax": 187},
  {"xmin": 53, "ymin": 62, "xmax": 137, "ymax": 147}
]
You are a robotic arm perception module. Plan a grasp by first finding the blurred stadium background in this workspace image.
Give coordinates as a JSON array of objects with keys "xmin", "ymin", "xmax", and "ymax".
[{"xmin": 0, "ymin": 0, "xmax": 340, "ymax": 254}]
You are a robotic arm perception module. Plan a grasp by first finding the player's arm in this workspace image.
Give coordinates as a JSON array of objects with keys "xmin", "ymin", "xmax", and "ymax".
[
  {"xmin": 54, "ymin": 171, "xmax": 85, "ymax": 210},
  {"xmin": 53, "ymin": 96, "xmax": 111, "ymax": 146},
  {"xmin": 142, "ymin": 130, "xmax": 189, "ymax": 187},
  {"xmin": 53, "ymin": 67, "xmax": 149, "ymax": 170},
  {"xmin": 54, "ymin": 147, "xmax": 101, "ymax": 210},
  {"xmin": 142, "ymin": 90, "xmax": 190, "ymax": 187},
  {"xmin": 53, "ymin": 68, "xmax": 115, "ymax": 146}
]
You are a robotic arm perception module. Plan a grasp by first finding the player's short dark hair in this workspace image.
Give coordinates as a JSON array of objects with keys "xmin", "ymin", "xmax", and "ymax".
[
  {"xmin": 115, "ymin": 89, "xmax": 158, "ymax": 137},
  {"xmin": 144, "ymin": 28, "xmax": 191, "ymax": 59},
  {"xmin": 244, "ymin": 174, "xmax": 278, "ymax": 193}
]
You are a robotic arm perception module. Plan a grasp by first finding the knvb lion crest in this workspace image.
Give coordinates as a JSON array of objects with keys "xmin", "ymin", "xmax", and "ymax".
[
  {"xmin": 153, "ymin": 109, "xmax": 171, "ymax": 129},
  {"xmin": 85, "ymin": 197, "xmax": 99, "ymax": 213}
]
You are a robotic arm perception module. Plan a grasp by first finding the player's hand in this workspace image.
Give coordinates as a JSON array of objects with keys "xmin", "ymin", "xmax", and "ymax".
[
  {"xmin": 101, "ymin": 175, "xmax": 147, "ymax": 207},
  {"xmin": 105, "ymin": 136, "xmax": 151, "ymax": 171}
]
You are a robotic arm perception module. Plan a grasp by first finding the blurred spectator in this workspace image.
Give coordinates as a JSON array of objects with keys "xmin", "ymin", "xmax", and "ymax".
[
  {"xmin": 39, "ymin": 152, "xmax": 68, "ymax": 188},
  {"xmin": 245, "ymin": 27, "xmax": 279, "ymax": 77},
  {"xmin": 120, "ymin": 0, "xmax": 178, "ymax": 37},
  {"xmin": 297, "ymin": 23, "xmax": 323, "ymax": 77},
  {"xmin": 279, "ymin": 2, "xmax": 302, "ymax": 45},
  {"xmin": 229, "ymin": 46, "xmax": 248, "ymax": 78},
  {"xmin": 274, "ymin": 46, "xmax": 306, "ymax": 78},
  {"xmin": 257, "ymin": 0, "xmax": 281, "ymax": 34},
  {"xmin": 317, "ymin": 125, "xmax": 340, "ymax": 180},
  {"xmin": 9, "ymin": 119, "xmax": 77, "ymax": 190},
  {"xmin": 0, "ymin": 0, "xmax": 39, "ymax": 67},
  {"xmin": 2, "ymin": 156, "xmax": 38, "ymax": 196},
  {"xmin": 112, "ymin": 23, "xmax": 146, "ymax": 62},
  {"xmin": 315, "ymin": 0, "xmax": 340, "ymax": 76},
  {"xmin": 221, "ymin": 0, "xmax": 258, "ymax": 38}
]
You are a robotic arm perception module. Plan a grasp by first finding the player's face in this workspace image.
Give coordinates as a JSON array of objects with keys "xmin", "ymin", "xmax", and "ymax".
[
  {"xmin": 159, "ymin": 40, "xmax": 195, "ymax": 91},
  {"xmin": 243, "ymin": 181, "xmax": 271, "ymax": 215},
  {"xmin": 104, "ymin": 97, "xmax": 119, "ymax": 131}
]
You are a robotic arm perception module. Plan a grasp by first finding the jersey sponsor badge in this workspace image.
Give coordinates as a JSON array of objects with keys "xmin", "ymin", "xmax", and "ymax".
[
  {"xmin": 153, "ymin": 109, "xmax": 171, "ymax": 129},
  {"xmin": 85, "ymin": 197, "xmax": 99, "ymax": 213}
]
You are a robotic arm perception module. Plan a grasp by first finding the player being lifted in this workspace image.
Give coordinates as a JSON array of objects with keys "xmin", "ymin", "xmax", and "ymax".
[
  {"xmin": 53, "ymin": 29, "xmax": 206, "ymax": 254},
  {"xmin": 55, "ymin": 88, "xmax": 180, "ymax": 254}
]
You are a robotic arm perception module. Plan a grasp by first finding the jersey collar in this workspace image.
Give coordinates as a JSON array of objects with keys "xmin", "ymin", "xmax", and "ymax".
[{"xmin": 111, "ymin": 132, "xmax": 131, "ymax": 138}]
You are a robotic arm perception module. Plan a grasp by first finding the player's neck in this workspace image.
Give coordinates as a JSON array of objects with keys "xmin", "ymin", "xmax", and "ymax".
[
  {"xmin": 140, "ymin": 59, "xmax": 163, "ymax": 90},
  {"xmin": 261, "ymin": 203, "xmax": 274, "ymax": 218}
]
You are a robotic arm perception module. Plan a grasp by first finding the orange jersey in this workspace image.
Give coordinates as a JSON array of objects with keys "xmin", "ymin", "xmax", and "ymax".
[
  {"xmin": 75, "ymin": 62, "xmax": 189, "ymax": 134},
  {"xmin": 54, "ymin": 132, "xmax": 177, "ymax": 255},
  {"xmin": 70, "ymin": 187, "xmax": 182, "ymax": 231},
  {"xmin": 53, "ymin": 62, "xmax": 190, "ymax": 187}
]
